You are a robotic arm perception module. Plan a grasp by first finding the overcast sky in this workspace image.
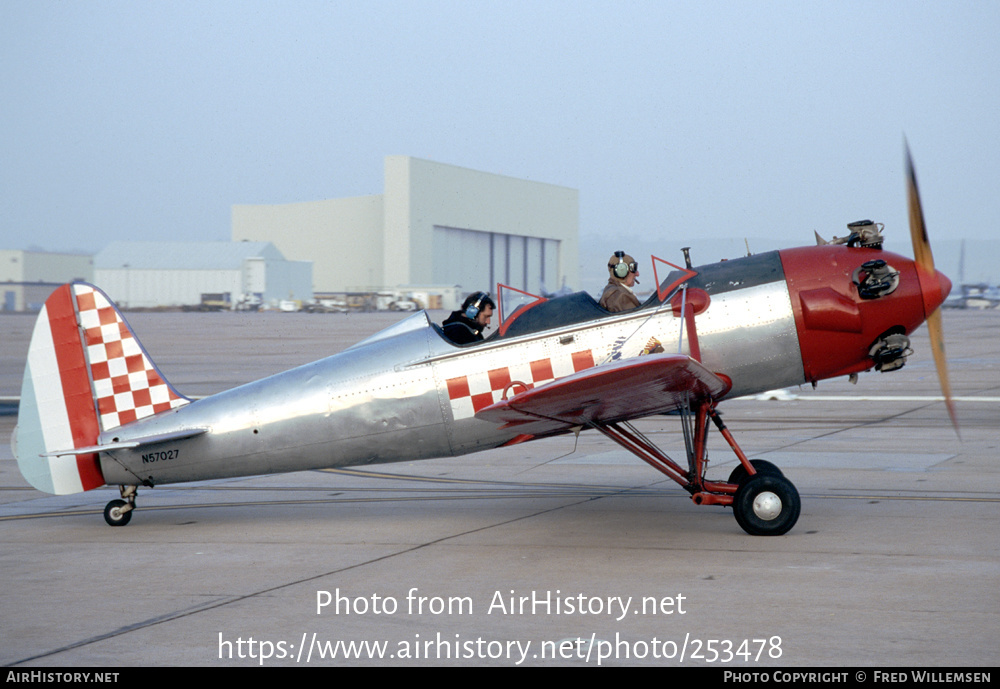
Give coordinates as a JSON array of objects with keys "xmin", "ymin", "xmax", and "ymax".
[{"xmin": 3, "ymin": 1, "xmax": 998, "ymax": 278}]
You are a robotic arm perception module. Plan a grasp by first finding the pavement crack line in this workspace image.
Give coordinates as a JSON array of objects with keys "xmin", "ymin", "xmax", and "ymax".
[
  {"xmin": 7, "ymin": 490, "xmax": 616, "ymax": 666},
  {"xmin": 761, "ymin": 400, "xmax": 954, "ymax": 454}
]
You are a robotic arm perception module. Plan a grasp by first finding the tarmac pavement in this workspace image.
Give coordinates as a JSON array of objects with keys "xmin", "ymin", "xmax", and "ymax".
[{"xmin": 1, "ymin": 309, "xmax": 997, "ymax": 667}]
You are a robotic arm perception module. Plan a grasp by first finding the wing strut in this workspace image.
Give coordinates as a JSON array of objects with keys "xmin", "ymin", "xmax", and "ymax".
[
  {"xmin": 590, "ymin": 420, "xmax": 691, "ymax": 487},
  {"xmin": 590, "ymin": 399, "xmax": 743, "ymax": 503}
]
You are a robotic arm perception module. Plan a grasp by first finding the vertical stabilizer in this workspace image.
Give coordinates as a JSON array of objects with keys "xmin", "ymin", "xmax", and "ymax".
[{"xmin": 14, "ymin": 283, "xmax": 189, "ymax": 494}]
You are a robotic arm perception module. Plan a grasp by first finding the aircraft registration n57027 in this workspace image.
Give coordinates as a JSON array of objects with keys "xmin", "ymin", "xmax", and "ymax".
[{"xmin": 12, "ymin": 146, "xmax": 956, "ymax": 535}]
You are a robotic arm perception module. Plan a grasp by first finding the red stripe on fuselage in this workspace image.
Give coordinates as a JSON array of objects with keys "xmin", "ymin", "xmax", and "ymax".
[{"xmin": 46, "ymin": 285, "xmax": 104, "ymax": 489}]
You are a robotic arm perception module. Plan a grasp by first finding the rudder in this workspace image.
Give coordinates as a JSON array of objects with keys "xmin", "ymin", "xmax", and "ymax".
[{"xmin": 14, "ymin": 283, "xmax": 189, "ymax": 494}]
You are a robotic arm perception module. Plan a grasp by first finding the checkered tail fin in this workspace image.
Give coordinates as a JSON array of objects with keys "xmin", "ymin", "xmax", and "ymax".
[{"xmin": 13, "ymin": 283, "xmax": 190, "ymax": 495}]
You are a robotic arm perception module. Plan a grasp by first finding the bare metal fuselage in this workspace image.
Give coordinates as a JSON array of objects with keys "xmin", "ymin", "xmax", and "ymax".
[{"xmin": 100, "ymin": 252, "xmax": 805, "ymax": 487}]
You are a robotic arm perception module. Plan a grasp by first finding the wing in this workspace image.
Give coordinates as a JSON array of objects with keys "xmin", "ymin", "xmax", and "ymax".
[{"xmin": 475, "ymin": 353, "xmax": 731, "ymax": 435}]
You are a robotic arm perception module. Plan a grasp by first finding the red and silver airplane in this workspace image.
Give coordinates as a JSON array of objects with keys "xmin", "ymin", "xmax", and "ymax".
[{"xmin": 12, "ymin": 149, "xmax": 955, "ymax": 534}]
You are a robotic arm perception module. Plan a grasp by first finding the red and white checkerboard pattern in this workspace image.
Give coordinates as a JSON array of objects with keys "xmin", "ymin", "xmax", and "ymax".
[
  {"xmin": 446, "ymin": 349, "xmax": 595, "ymax": 420},
  {"xmin": 74, "ymin": 285, "xmax": 189, "ymax": 430}
]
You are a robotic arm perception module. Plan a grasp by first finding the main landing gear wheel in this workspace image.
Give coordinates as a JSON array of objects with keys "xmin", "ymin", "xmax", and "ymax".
[
  {"xmin": 732, "ymin": 474, "xmax": 800, "ymax": 536},
  {"xmin": 727, "ymin": 459, "xmax": 783, "ymax": 486},
  {"xmin": 104, "ymin": 499, "xmax": 133, "ymax": 527}
]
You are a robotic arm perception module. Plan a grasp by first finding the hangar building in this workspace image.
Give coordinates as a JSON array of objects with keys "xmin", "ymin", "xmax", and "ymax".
[
  {"xmin": 0, "ymin": 250, "xmax": 93, "ymax": 312},
  {"xmin": 231, "ymin": 156, "xmax": 579, "ymax": 307},
  {"xmin": 94, "ymin": 241, "xmax": 312, "ymax": 309}
]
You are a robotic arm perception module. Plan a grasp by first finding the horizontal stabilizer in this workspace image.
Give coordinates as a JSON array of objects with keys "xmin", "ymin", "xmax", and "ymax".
[{"xmin": 40, "ymin": 427, "xmax": 209, "ymax": 458}]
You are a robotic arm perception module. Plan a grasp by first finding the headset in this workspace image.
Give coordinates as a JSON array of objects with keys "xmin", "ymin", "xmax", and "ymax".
[
  {"xmin": 465, "ymin": 291, "xmax": 488, "ymax": 319},
  {"xmin": 610, "ymin": 251, "xmax": 638, "ymax": 279}
]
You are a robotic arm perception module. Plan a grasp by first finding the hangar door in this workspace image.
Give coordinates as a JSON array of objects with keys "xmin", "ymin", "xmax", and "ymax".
[{"xmin": 432, "ymin": 226, "xmax": 560, "ymax": 296}]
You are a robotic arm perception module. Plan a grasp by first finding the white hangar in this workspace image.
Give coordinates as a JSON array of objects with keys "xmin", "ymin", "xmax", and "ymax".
[
  {"xmin": 0, "ymin": 250, "xmax": 93, "ymax": 312},
  {"xmin": 231, "ymin": 156, "xmax": 579, "ymax": 306},
  {"xmin": 94, "ymin": 241, "xmax": 312, "ymax": 309}
]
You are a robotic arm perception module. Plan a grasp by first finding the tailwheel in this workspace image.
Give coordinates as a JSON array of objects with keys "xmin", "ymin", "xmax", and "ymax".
[
  {"xmin": 104, "ymin": 485, "xmax": 137, "ymax": 526},
  {"xmin": 104, "ymin": 500, "xmax": 132, "ymax": 526},
  {"xmin": 727, "ymin": 459, "xmax": 783, "ymax": 486},
  {"xmin": 732, "ymin": 473, "xmax": 800, "ymax": 536}
]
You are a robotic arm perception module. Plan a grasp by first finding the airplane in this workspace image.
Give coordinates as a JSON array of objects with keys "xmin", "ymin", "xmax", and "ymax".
[
  {"xmin": 943, "ymin": 240, "xmax": 1000, "ymax": 309},
  {"xmin": 11, "ymin": 147, "xmax": 956, "ymax": 535}
]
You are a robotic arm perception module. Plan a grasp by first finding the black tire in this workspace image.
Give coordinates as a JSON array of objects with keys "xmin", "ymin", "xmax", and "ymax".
[
  {"xmin": 727, "ymin": 459, "xmax": 783, "ymax": 486},
  {"xmin": 732, "ymin": 474, "xmax": 800, "ymax": 536},
  {"xmin": 104, "ymin": 499, "xmax": 132, "ymax": 527}
]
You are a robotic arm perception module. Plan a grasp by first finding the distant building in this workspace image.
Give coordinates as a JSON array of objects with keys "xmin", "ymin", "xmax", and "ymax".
[
  {"xmin": 94, "ymin": 241, "xmax": 312, "ymax": 309},
  {"xmin": 231, "ymin": 156, "xmax": 578, "ymax": 309},
  {"xmin": 0, "ymin": 250, "xmax": 93, "ymax": 311}
]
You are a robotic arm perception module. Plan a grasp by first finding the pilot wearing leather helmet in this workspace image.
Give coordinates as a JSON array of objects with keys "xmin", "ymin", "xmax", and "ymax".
[{"xmin": 600, "ymin": 251, "xmax": 641, "ymax": 312}]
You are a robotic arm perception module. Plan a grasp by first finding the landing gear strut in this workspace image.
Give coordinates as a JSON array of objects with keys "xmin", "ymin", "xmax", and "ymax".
[
  {"xmin": 591, "ymin": 400, "xmax": 800, "ymax": 536},
  {"xmin": 104, "ymin": 486, "xmax": 137, "ymax": 527}
]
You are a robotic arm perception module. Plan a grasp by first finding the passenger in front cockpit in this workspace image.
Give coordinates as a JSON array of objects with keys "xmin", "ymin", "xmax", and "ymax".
[{"xmin": 599, "ymin": 251, "xmax": 641, "ymax": 312}]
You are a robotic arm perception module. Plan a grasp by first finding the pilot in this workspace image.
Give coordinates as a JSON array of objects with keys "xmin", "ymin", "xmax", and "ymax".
[
  {"xmin": 442, "ymin": 291, "xmax": 495, "ymax": 344},
  {"xmin": 599, "ymin": 251, "xmax": 641, "ymax": 312}
]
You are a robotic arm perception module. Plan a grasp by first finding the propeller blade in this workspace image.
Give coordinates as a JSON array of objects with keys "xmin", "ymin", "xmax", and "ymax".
[
  {"xmin": 906, "ymin": 143, "xmax": 935, "ymax": 275},
  {"xmin": 926, "ymin": 308, "xmax": 959, "ymax": 435},
  {"xmin": 905, "ymin": 142, "xmax": 959, "ymax": 436}
]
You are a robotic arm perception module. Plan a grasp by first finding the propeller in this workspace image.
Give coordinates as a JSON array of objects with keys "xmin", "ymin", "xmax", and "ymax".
[{"xmin": 905, "ymin": 141, "xmax": 959, "ymax": 435}]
